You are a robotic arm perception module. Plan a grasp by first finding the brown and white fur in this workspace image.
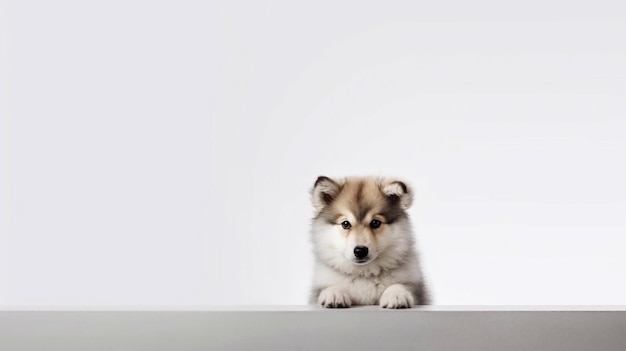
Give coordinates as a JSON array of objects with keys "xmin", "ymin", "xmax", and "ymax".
[{"xmin": 309, "ymin": 176, "xmax": 430, "ymax": 308}]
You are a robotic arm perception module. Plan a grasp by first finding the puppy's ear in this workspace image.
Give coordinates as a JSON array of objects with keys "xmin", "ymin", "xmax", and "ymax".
[
  {"xmin": 311, "ymin": 176, "xmax": 341, "ymax": 211},
  {"xmin": 382, "ymin": 180, "xmax": 413, "ymax": 210}
]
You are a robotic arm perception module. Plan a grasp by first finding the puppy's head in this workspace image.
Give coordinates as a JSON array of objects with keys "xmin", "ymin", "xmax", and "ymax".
[{"xmin": 310, "ymin": 176, "xmax": 415, "ymax": 275}]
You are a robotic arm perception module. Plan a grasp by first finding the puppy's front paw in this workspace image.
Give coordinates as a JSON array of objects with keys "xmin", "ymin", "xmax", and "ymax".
[
  {"xmin": 318, "ymin": 287, "xmax": 352, "ymax": 308},
  {"xmin": 379, "ymin": 284, "xmax": 415, "ymax": 309}
]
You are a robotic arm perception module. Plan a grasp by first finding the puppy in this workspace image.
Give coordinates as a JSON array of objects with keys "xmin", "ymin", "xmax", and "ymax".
[{"xmin": 309, "ymin": 176, "xmax": 429, "ymax": 308}]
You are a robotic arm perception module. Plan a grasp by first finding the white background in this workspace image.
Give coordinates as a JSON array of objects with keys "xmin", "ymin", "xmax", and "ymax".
[{"xmin": 1, "ymin": 0, "xmax": 625, "ymax": 306}]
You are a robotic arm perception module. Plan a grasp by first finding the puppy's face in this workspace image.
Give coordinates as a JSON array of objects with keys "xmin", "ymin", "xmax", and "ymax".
[{"xmin": 310, "ymin": 176, "xmax": 414, "ymax": 274}]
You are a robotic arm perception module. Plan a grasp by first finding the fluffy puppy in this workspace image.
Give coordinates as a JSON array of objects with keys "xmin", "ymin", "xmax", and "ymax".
[{"xmin": 309, "ymin": 176, "xmax": 429, "ymax": 308}]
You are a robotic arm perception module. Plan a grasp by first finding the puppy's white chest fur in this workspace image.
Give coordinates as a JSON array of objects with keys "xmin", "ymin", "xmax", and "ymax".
[
  {"xmin": 313, "ymin": 261, "xmax": 416, "ymax": 305},
  {"xmin": 347, "ymin": 276, "xmax": 387, "ymax": 305}
]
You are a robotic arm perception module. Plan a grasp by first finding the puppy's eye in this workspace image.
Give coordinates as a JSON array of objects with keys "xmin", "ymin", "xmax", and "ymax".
[
  {"xmin": 370, "ymin": 220, "xmax": 382, "ymax": 229},
  {"xmin": 341, "ymin": 221, "xmax": 351, "ymax": 229}
]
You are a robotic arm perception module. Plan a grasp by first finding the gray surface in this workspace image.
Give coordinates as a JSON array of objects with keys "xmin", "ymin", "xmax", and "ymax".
[{"xmin": 1, "ymin": 307, "xmax": 626, "ymax": 351}]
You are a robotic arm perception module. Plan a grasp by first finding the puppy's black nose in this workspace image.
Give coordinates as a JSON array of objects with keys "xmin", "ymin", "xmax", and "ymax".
[{"xmin": 353, "ymin": 246, "xmax": 369, "ymax": 259}]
